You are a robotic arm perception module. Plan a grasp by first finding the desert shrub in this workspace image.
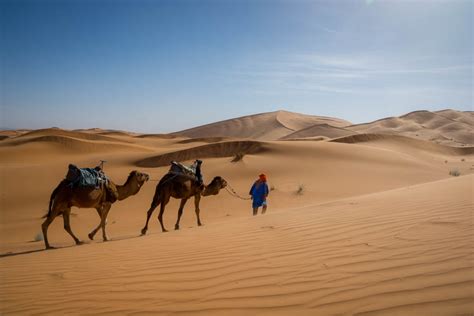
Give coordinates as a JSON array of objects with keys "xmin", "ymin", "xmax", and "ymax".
[
  {"xmin": 296, "ymin": 184, "xmax": 304, "ymax": 195},
  {"xmin": 449, "ymin": 169, "xmax": 460, "ymax": 177},
  {"xmin": 231, "ymin": 152, "xmax": 245, "ymax": 162},
  {"xmin": 270, "ymin": 185, "xmax": 275, "ymax": 191}
]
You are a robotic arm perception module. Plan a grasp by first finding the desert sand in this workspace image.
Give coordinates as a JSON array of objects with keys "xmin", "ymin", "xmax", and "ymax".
[{"xmin": 0, "ymin": 109, "xmax": 473, "ymax": 315}]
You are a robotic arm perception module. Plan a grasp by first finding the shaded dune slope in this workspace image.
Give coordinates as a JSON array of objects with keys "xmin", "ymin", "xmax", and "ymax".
[
  {"xmin": 281, "ymin": 123, "xmax": 356, "ymax": 140},
  {"xmin": 135, "ymin": 133, "xmax": 179, "ymax": 139},
  {"xmin": 177, "ymin": 137, "xmax": 230, "ymax": 144},
  {"xmin": 331, "ymin": 133, "xmax": 474, "ymax": 155},
  {"xmin": 135, "ymin": 140, "xmax": 267, "ymax": 167}
]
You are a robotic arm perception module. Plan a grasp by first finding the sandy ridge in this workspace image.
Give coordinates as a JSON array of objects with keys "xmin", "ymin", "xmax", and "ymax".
[
  {"xmin": 345, "ymin": 110, "xmax": 473, "ymax": 146},
  {"xmin": 16, "ymin": 128, "xmax": 131, "ymax": 143},
  {"xmin": 330, "ymin": 134, "xmax": 474, "ymax": 155},
  {"xmin": 281, "ymin": 124, "xmax": 356, "ymax": 140}
]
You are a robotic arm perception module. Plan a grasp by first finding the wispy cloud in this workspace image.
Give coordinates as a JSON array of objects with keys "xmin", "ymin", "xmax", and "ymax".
[
  {"xmin": 320, "ymin": 27, "xmax": 341, "ymax": 34},
  {"xmin": 231, "ymin": 53, "xmax": 472, "ymax": 96}
]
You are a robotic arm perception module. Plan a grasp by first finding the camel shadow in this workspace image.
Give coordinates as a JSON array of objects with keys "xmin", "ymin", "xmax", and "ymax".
[{"xmin": 0, "ymin": 233, "xmax": 146, "ymax": 259}]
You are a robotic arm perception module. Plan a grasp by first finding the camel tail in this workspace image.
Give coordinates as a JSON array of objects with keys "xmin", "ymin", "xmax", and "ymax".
[{"xmin": 43, "ymin": 180, "xmax": 64, "ymax": 219}]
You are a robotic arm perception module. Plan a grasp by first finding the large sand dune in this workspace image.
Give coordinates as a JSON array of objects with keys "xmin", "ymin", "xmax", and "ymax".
[
  {"xmin": 172, "ymin": 110, "xmax": 351, "ymax": 140},
  {"xmin": 0, "ymin": 110, "xmax": 473, "ymax": 314}
]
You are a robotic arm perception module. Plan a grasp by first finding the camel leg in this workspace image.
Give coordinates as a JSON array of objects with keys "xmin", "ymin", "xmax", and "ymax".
[
  {"xmin": 158, "ymin": 195, "xmax": 170, "ymax": 233},
  {"xmin": 88, "ymin": 206, "xmax": 104, "ymax": 240},
  {"xmin": 41, "ymin": 200, "xmax": 65, "ymax": 249},
  {"xmin": 141, "ymin": 195, "xmax": 161, "ymax": 235},
  {"xmin": 41, "ymin": 214, "xmax": 56, "ymax": 250},
  {"xmin": 100, "ymin": 203, "xmax": 112, "ymax": 242},
  {"xmin": 63, "ymin": 208, "xmax": 83, "ymax": 245},
  {"xmin": 194, "ymin": 194, "xmax": 203, "ymax": 226},
  {"xmin": 174, "ymin": 198, "xmax": 188, "ymax": 230}
]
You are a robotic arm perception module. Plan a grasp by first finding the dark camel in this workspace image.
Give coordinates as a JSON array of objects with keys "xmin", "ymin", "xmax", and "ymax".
[
  {"xmin": 141, "ymin": 173, "xmax": 227, "ymax": 235},
  {"xmin": 41, "ymin": 170, "xmax": 149, "ymax": 249}
]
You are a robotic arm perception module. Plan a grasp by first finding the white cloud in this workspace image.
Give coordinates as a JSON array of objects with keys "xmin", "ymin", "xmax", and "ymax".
[{"xmin": 229, "ymin": 52, "xmax": 472, "ymax": 97}]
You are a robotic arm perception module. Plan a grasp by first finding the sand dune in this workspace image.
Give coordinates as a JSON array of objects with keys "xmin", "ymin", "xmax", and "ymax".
[
  {"xmin": 1, "ymin": 110, "xmax": 473, "ymax": 315},
  {"xmin": 171, "ymin": 109, "xmax": 472, "ymax": 146},
  {"xmin": 135, "ymin": 133, "xmax": 180, "ymax": 139},
  {"xmin": 280, "ymin": 124, "xmax": 355, "ymax": 140},
  {"xmin": 346, "ymin": 110, "xmax": 473, "ymax": 146},
  {"xmin": 0, "ymin": 135, "xmax": 153, "ymax": 164},
  {"xmin": 74, "ymin": 128, "xmax": 140, "ymax": 137},
  {"xmin": 17, "ymin": 128, "xmax": 131, "ymax": 143},
  {"xmin": 136, "ymin": 140, "xmax": 267, "ymax": 167},
  {"xmin": 331, "ymin": 133, "xmax": 474, "ymax": 155},
  {"xmin": 177, "ymin": 137, "xmax": 231, "ymax": 144},
  {"xmin": 435, "ymin": 109, "xmax": 474, "ymax": 126},
  {"xmin": 0, "ymin": 129, "xmax": 30, "ymax": 137},
  {"xmin": 172, "ymin": 110, "xmax": 351, "ymax": 141},
  {"xmin": 0, "ymin": 175, "xmax": 472, "ymax": 315},
  {"xmin": 3, "ymin": 135, "xmax": 150, "ymax": 152}
]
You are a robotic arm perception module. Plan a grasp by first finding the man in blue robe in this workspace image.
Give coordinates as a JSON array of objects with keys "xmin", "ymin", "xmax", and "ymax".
[{"xmin": 249, "ymin": 174, "xmax": 269, "ymax": 216}]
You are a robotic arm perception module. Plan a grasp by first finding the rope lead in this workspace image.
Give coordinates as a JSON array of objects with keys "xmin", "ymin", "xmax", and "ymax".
[{"xmin": 225, "ymin": 182, "xmax": 251, "ymax": 200}]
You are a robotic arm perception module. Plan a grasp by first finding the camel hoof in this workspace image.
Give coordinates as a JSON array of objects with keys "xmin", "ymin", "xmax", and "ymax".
[
  {"xmin": 174, "ymin": 225, "xmax": 180, "ymax": 230},
  {"xmin": 76, "ymin": 240, "xmax": 84, "ymax": 245},
  {"xmin": 88, "ymin": 233, "xmax": 95, "ymax": 240},
  {"xmin": 162, "ymin": 229, "xmax": 168, "ymax": 233},
  {"xmin": 198, "ymin": 223, "xmax": 203, "ymax": 227},
  {"xmin": 45, "ymin": 246, "xmax": 55, "ymax": 250},
  {"xmin": 141, "ymin": 228, "xmax": 147, "ymax": 235},
  {"xmin": 103, "ymin": 238, "xmax": 109, "ymax": 242}
]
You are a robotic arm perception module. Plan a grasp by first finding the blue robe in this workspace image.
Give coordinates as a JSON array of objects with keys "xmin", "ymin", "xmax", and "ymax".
[{"xmin": 249, "ymin": 181, "xmax": 269, "ymax": 208}]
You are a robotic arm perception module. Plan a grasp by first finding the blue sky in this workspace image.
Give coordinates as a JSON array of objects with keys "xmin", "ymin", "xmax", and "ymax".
[{"xmin": 1, "ymin": 0, "xmax": 472, "ymax": 132}]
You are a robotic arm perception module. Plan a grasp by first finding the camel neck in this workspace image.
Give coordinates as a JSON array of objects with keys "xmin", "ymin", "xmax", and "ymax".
[
  {"xmin": 202, "ymin": 184, "xmax": 218, "ymax": 196},
  {"xmin": 116, "ymin": 180, "xmax": 139, "ymax": 200}
]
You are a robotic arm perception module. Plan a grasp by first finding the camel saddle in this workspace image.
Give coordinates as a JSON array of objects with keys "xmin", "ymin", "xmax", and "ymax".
[
  {"xmin": 169, "ymin": 161, "xmax": 196, "ymax": 177},
  {"xmin": 65, "ymin": 164, "xmax": 118, "ymax": 203},
  {"xmin": 169, "ymin": 160, "xmax": 202, "ymax": 180}
]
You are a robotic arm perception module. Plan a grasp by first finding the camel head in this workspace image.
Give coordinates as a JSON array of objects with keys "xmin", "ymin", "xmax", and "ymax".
[
  {"xmin": 117, "ymin": 170, "xmax": 149, "ymax": 200},
  {"xmin": 129, "ymin": 170, "xmax": 149, "ymax": 188},
  {"xmin": 202, "ymin": 176, "xmax": 227, "ymax": 196}
]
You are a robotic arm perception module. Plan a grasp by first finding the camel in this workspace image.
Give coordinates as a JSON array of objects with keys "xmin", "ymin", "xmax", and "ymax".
[
  {"xmin": 41, "ymin": 170, "xmax": 149, "ymax": 249},
  {"xmin": 141, "ymin": 173, "xmax": 227, "ymax": 235}
]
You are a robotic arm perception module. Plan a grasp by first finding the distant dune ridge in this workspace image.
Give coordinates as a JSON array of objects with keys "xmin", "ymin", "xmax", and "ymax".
[
  {"xmin": 346, "ymin": 109, "xmax": 474, "ymax": 146},
  {"xmin": 167, "ymin": 109, "xmax": 473, "ymax": 147},
  {"xmin": 0, "ymin": 108, "xmax": 473, "ymax": 315}
]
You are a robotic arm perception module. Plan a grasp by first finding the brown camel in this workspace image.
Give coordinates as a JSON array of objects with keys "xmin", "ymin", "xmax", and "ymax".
[
  {"xmin": 41, "ymin": 170, "xmax": 149, "ymax": 249},
  {"xmin": 141, "ymin": 173, "xmax": 227, "ymax": 235}
]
